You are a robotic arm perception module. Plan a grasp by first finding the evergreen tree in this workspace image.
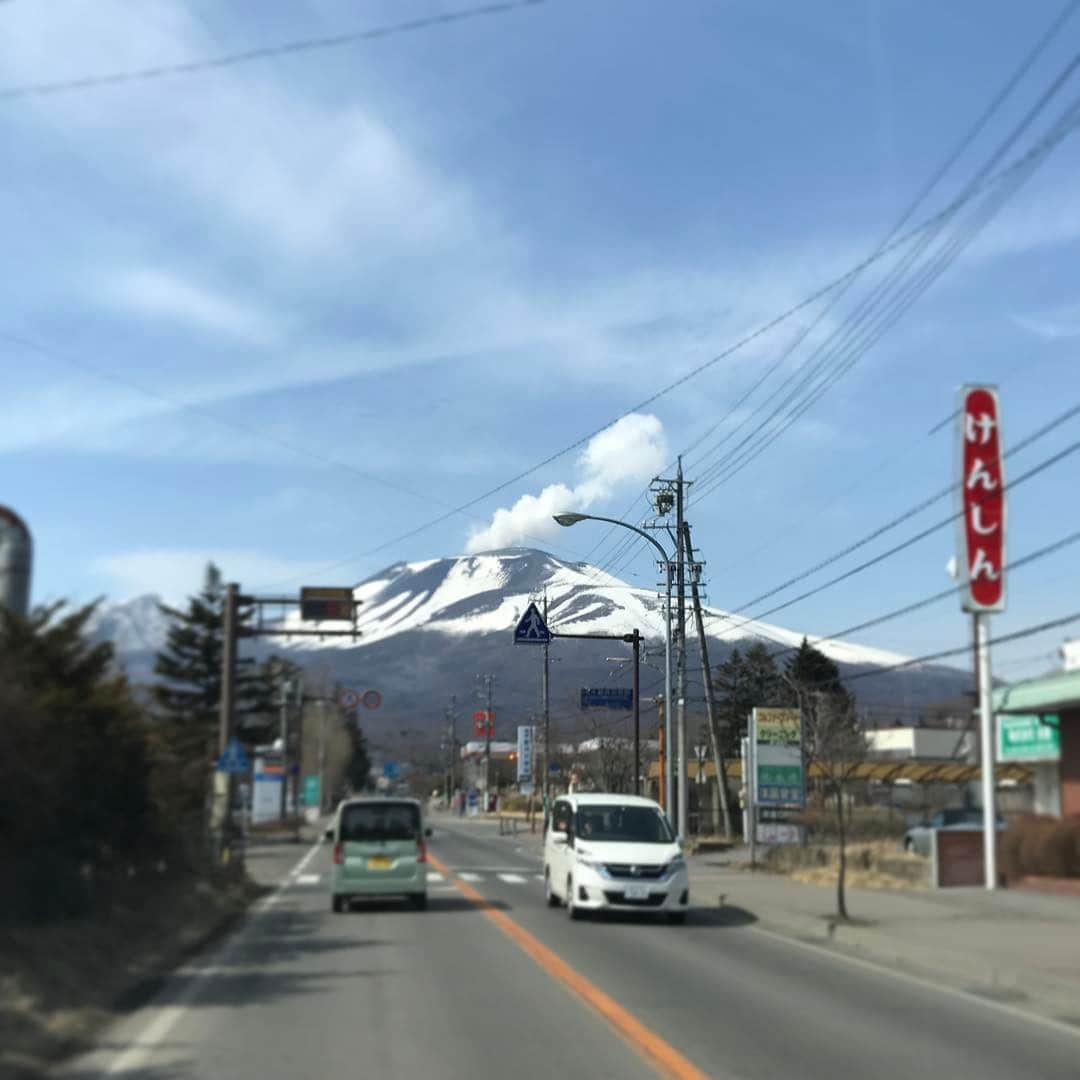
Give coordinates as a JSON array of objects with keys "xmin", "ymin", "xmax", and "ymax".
[
  {"xmin": 346, "ymin": 723, "xmax": 372, "ymax": 793},
  {"xmin": 784, "ymin": 637, "xmax": 846, "ymax": 700},
  {"xmin": 711, "ymin": 644, "xmax": 794, "ymax": 756},
  {"xmin": 152, "ymin": 562, "xmax": 265, "ymax": 738}
]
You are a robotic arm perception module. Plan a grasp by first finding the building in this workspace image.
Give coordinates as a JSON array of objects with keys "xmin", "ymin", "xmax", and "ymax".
[{"xmin": 993, "ymin": 644, "xmax": 1078, "ymax": 818}]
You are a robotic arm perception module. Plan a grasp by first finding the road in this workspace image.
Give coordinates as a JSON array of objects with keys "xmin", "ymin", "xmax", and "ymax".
[{"xmin": 60, "ymin": 818, "xmax": 1080, "ymax": 1079}]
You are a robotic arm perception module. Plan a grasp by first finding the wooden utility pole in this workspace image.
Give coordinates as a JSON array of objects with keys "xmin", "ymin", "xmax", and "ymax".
[{"xmin": 683, "ymin": 523, "xmax": 733, "ymax": 839}]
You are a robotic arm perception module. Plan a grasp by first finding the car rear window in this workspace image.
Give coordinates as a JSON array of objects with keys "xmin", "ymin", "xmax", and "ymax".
[{"xmin": 340, "ymin": 802, "xmax": 421, "ymax": 842}]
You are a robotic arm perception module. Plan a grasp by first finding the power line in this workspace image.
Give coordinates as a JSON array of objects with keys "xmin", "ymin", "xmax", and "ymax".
[
  {"xmin": 302, "ymin": 126, "xmax": 1080, "ymax": 581},
  {"xmin": 690, "ymin": 73, "xmax": 1080, "ymax": 502},
  {"xmin": 706, "ymin": 398, "xmax": 1080, "ymax": 628},
  {"xmin": 767, "ymin": 525, "xmax": 1080, "ymax": 662},
  {"xmin": 710, "ymin": 432, "xmax": 1080, "ymax": 641},
  {"xmin": 844, "ymin": 607, "xmax": 1080, "ymax": 683},
  {"xmin": 0, "ymin": 1, "xmax": 546, "ymax": 101}
]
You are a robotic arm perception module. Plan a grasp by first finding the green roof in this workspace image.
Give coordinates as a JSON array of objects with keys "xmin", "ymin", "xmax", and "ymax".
[{"xmin": 993, "ymin": 669, "xmax": 1080, "ymax": 715}]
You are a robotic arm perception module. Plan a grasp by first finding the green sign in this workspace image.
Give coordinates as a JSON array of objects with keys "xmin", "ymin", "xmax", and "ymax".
[
  {"xmin": 753, "ymin": 707, "xmax": 804, "ymax": 808},
  {"xmin": 997, "ymin": 714, "xmax": 1060, "ymax": 762},
  {"xmin": 302, "ymin": 774, "xmax": 321, "ymax": 807}
]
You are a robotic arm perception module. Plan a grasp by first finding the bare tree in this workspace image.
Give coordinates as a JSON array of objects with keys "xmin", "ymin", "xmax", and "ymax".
[{"xmin": 801, "ymin": 690, "xmax": 868, "ymax": 920}]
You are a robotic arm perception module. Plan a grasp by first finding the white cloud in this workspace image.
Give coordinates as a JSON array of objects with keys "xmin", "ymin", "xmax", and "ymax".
[
  {"xmin": 94, "ymin": 548, "xmax": 332, "ymax": 603},
  {"xmin": 465, "ymin": 413, "xmax": 669, "ymax": 552},
  {"xmin": 100, "ymin": 269, "xmax": 284, "ymax": 347}
]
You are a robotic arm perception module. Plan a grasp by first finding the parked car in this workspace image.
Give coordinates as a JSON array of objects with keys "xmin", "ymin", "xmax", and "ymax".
[
  {"xmin": 903, "ymin": 808, "xmax": 1005, "ymax": 856},
  {"xmin": 543, "ymin": 793, "xmax": 689, "ymax": 923},
  {"xmin": 326, "ymin": 797, "xmax": 432, "ymax": 912}
]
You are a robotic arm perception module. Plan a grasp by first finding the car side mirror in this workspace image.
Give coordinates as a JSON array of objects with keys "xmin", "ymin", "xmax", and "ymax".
[
  {"xmin": 324, "ymin": 828, "xmax": 334, "ymax": 841},
  {"xmin": 425, "ymin": 827, "xmax": 433, "ymax": 838},
  {"xmin": 549, "ymin": 829, "xmax": 569, "ymax": 845}
]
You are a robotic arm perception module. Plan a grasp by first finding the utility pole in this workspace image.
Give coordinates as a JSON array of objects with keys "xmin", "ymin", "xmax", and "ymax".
[
  {"xmin": 684, "ymin": 522, "xmax": 733, "ymax": 839},
  {"xmin": 674, "ymin": 456, "xmax": 688, "ymax": 841},
  {"xmin": 218, "ymin": 582, "xmax": 239, "ymax": 756},
  {"xmin": 279, "ymin": 677, "xmax": 292, "ymax": 822},
  {"xmin": 480, "ymin": 674, "xmax": 495, "ymax": 812},
  {"xmin": 542, "ymin": 591, "xmax": 550, "ymax": 814},
  {"xmin": 445, "ymin": 695, "xmax": 458, "ymax": 807},
  {"xmin": 632, "ymin": 628, "xmax": 641, "ymax": 796}
]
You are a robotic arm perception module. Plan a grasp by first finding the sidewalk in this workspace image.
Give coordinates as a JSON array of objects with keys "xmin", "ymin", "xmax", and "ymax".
[
  {"xmin": 689, "ymin": 851, "xmax": 1080, "ymax": 1023},
  {"xmin": 441, "ymin": 813, "xmax": 1080, "ymax": 1023}
]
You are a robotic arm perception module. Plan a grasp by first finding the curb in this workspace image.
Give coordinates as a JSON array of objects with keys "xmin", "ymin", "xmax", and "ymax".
[{"xmin": 748, "ymin": 908, "xmax": 1080, "ymax": 1023}]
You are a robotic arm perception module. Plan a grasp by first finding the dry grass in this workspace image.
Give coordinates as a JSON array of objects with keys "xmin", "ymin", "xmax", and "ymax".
[
  {"xmin": 762, "ymin": 841, "xmax": 929, "ymax": 892},
  {"xmin": 0, "ymin": 872, "xmax": 261, "ymax": 1079}
]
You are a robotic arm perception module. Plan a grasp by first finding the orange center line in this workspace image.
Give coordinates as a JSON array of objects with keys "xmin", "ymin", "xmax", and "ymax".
[{"xmin": 427, "ymin": 853, "xmax": 711, "ymax": 1080}]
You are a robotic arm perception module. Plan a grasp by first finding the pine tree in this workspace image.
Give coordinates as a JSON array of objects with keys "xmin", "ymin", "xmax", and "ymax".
[
  {"xmin": 346, "ymin": 723, "xmax": 372, "ymax": 793},
  {"xmin": 711, "ymin": 644, "xmax": 795, "ymax": 756},
  {"xmin": 784, "ymin": 637, "xmax": 846, "ymax": 699}
]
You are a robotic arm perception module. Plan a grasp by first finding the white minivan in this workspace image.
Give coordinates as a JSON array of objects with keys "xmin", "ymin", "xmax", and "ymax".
[{"xmin": 543, "ymin": 793, "xmax": 689, "ymax": 923}]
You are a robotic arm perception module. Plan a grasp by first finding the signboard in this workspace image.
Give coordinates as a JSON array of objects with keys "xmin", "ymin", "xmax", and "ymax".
[
  {"xmin": 383, "ymin": 760, "xmax": 399, "ymax": 781},
  {"xmin": 302, "ymin": 774, "xmax": 321, "ymax": 808},
  {"xmin": 516, "ymin": 725, "xmax": 535, "ymax": 782},
  {"xmin": 756, "ymin": 822, "xmax": 803, "ymax": 845},
  {"xmin": 473, "ymin": 710, "xmax": 495, "ymax": 738},
  {"xmin": 300, "ymin": 586, "xmax": 355, "ymax": 621},
  {"xmin": 580, "ymin": 687, "xmax": 634, "ymax": 710},
  {"xmin": 251, "ymin": 757, "xmax": 282, "ymax": 824},
  {"xmin": 957, "ymin": 386, "xmax": 1006, "ymax": 612},
  {"xmin": 217, "ymin": 736, "xmax": 250, "ymax": 774},
  {"xmin": 997, "ymin": 714, "xmax": 1060, "ymax": 762},
  {"xmin": 361, "ymin": 689, "xmax": 382, "ymax": 710},
  {"xmin": 339, "ymin": 688, "xmax": 360, "ymax": 711},
  {"xmin": 752, "ymin": 707, "xmax": 804, "ymax": 809},
  {"xmin": 514, "ymin": 602, "xmax": 552, "ymax": 644}
]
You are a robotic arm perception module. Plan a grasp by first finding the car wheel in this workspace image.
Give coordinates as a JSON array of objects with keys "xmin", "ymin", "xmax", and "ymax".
[
  {"xmin": 666, "ymin": 912, "xmax": 687, "ymax": 925},
  {"xmin": 410, "ymin": 892, "xmax": 428, "ymax": 911},
  {"xmin": 332, "ymin": 894, "xmax": 345, "ymax": 913},
  {"xmin": 567, "ymin": 876, "xmax": 584, "ymax": 920},
  {"xmin": 544, "ymin": 868, "xmax": 559, "ymax": 908}
]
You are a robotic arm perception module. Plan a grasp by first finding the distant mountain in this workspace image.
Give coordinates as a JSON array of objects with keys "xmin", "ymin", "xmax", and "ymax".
[{"xmin": 89, "ymin": 548, "xmax": 973, "ymax": 740}]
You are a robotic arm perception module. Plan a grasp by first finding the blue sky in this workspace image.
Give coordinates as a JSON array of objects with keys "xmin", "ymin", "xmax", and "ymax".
[{"xmin": 3, "ymin": 0, "xmax": 1080, "ymax": 680}]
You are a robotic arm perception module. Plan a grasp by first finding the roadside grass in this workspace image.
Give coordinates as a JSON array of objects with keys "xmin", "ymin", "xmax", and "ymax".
[{"xmin": 0, "ymin": 870, "xmax": 264, "ymax": 1079}]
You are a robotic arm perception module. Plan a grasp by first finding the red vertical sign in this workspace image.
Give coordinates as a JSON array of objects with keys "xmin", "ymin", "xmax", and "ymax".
[
  {"xmin": 957, "ymin": 385, "xmax": 1006, "ymax": 612},
  {"xmin": 473, "ymin": 710, "xmax": 495, "ymax": 738}
]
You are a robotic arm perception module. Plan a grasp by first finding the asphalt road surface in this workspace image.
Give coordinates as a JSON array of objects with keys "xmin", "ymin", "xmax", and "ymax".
[{"xmin": 59, "ymin": 819, "xmax": 1080, "ymax": 1079}]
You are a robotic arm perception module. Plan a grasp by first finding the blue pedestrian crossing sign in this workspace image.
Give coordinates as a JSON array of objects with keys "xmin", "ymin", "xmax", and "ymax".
[
  {"xmin": 217, "ymin": 737, "xmax": 250, "ymax": 774},
  {"xmin": 514, "ymin": 601, "xmax": 551, "ymax": 644}
]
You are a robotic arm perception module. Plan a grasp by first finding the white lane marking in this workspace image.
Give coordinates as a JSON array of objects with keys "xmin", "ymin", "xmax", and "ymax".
[
  {"xmin": 443, "ymin": 865, "xmax": 536, "ymax": 872},
  {"xmin": 101, "ymin": 836, "xmax": 325, "ymax": 1075},
  {"xmin": 297, "ymin": 874, "xmax": 320, "ymax": 885},
  {"xmin": 428, "ymin": 871, "xmax": 446, "ymax": 883},
  {"xmin": 497, "ymin": 873, "xmax": 528, "ymax": 884},
  {"xmin": 534, "ymin": 874, "xmax": 545, "ymax": 882},
  {"xmin": 431, "ymin": 884, "xmax": 458, "ymax": 893},
  {"xmin": 458, "ymin": 872, "xmax": 483, "ymax": 882}
]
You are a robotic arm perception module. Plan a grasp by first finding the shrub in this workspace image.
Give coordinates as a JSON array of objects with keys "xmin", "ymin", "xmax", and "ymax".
[{"xmin": 1001, "ymin": 816, "xmax": 1080, "ymax": 881}]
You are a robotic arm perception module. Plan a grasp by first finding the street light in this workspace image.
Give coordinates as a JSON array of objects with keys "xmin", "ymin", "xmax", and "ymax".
[{"xmin": 554, "ymin": 511, "xmax": 678, "ymax": 831}]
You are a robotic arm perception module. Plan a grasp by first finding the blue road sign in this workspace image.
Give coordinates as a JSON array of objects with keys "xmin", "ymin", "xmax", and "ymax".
[
  {"xmin": 217, "ymin": 736, "xmax": 250, "ymax": 774},
  {"xmin": 383, "ymin": 760, "xmax": 399, "ymax": 780},
  {"xmin": 580, "ymin": 687, "xmax": 634, "ymax": 710},
  {"xmin": 514, "ymin": 601, "xmax": 552, "ymax": 644}
]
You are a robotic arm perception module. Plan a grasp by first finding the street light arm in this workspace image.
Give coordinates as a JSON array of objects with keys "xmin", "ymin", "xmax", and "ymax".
[{"xmin": 553, "ymin": 512, "xmax": 670, "ymax": 564}]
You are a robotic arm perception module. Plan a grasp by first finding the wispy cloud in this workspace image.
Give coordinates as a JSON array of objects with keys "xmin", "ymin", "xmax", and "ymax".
[
  {"xmin": 100, "ymin": 268, "xmax": 284, "ymax": 347},
  {"xmin": 93, "ymin": 547, "xmax": 331, "ymax": 603}
]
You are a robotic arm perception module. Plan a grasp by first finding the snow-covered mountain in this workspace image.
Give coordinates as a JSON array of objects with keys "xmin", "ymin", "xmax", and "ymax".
[{"xmin": 90, "ymin": 548, "xmax": 972, "ymax": 736}]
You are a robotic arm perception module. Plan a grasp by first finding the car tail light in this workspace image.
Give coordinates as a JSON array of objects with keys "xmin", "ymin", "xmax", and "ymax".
[
  {"xmin": 333, "ymin": 841, "xmax": 344, "ymax": 865},
  {"xmin": 416, "ymin": 838, "xmax": 427, "ymax": 863}
]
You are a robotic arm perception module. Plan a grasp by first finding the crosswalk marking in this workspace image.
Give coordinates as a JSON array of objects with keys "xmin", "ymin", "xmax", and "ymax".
[
  {"xmin": 297, "ymin": 874, "xmax": 321, "ymax": 885},
  {"xmin": 458, "ymin": 872, "xmax": 482, "ymax": 882},
  {"xmin": 497, "ymin": 873, "xmax": 527, "ymax": 884},
  {"xmin": 428, "ymin": 871, "xmax": 446, "ymax": 883}
]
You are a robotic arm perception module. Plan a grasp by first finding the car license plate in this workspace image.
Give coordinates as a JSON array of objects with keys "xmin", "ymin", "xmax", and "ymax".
[
  {"xmin": 367, "ymin": 856, "xmax": 393, "ymax": 870},
  {"xmin": 624, "ymin": 883, "xmax": 649, "ymax": 900}
]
